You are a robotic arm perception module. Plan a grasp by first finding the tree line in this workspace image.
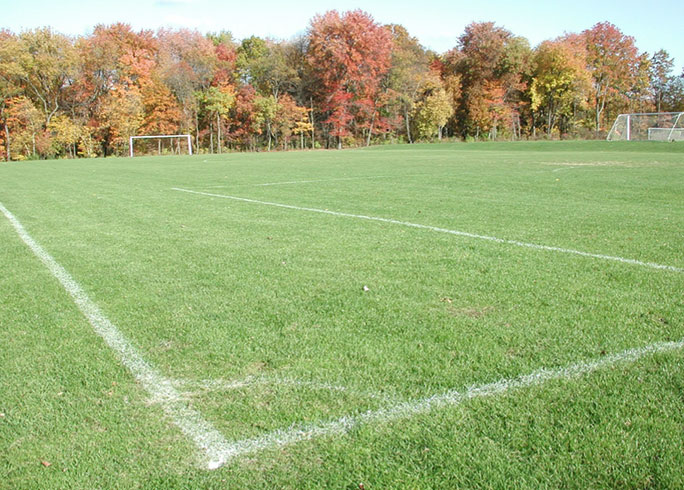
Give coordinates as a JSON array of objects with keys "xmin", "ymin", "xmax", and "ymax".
[{"xmin": 1, "ymin": 11, "xmax": 683, "ymax": 160}]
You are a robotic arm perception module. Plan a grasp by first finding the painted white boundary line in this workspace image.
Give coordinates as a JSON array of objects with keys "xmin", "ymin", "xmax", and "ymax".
[
  {"xmin": 213, "ymin": 338, "xmax": 684, "ymax": 465},
  {"xmin": 0, "ymin": 202, "xmax": 231, "ymax": 470},
  {"xmin": 171, "ymin": 188, "xmax": 683, "ymax": 273}
]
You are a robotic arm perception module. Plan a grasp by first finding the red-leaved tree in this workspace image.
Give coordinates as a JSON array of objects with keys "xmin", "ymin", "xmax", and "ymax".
[{"xmin": 307, "ymin": 10, "xmax": 392, "ymax": 148}]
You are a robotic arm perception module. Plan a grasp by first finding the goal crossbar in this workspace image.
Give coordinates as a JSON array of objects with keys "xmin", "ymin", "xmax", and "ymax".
[{"xmin": 129, "ymin": 134, "xmax": 193, "ymax": 157}]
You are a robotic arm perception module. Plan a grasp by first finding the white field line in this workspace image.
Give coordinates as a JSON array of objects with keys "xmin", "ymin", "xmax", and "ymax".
[
  {"xmin": 0, "ymin": 202, "xmax": 232, "ymax": 470},
  {"xmin": 176, "ymin": 376, "xmax": 397, "ymax": 403},
  {"xmin": 212, "ymin": 338, "xmax": 684, "ymax": 466},
  {"xmin": 171, "ymin": 188, "xmax": 683, "ymax": 273},
  {"xmin": 204, "ymin": 174, "xmax": 421, "ymax": 188}
]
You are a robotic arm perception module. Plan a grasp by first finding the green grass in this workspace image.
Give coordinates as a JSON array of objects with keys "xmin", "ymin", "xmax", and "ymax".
[{"xmin": 1, "ymin": 141, "xmax": 683, "ymax": 488}]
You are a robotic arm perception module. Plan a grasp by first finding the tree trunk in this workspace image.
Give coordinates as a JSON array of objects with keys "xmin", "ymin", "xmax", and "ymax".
[
  {"xmin": 366, "ymin": 112, "xmax": 375, "ymax": 147},
  {"xmin": 210, "ymin": 122, "xmax": 214, "ymax": 153},
  {"xmin": 4, "ymin": 122, "xmax": 10, "ymax": 161},
  {"xmin": 404, "ymin": 107, "xmax": 412, "ymax": 144},
  {"xmin": 337, "ymin": 135, "xmax": 342, "ymax": 150},
  {"xmin": 594, "ymin": 87, "xmax": 607, "ymax": 136},
  {"xmin": 267, "ymin": 121, "xmax": 272, "ymax": 151},
  {"xmin": 195, "ymin": 111, "xmax": 199, "ymax": 151},
  {"xmin": 310, "ymin": 98, "xmax": 315, "ymax": 150},
  {"xmin": 217, "ymin": 113, "xmax": 222, "ymax": 154}
]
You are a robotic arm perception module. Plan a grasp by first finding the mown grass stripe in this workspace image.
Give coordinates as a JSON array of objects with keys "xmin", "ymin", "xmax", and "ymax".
[
  {"xmin": 171, "ymin": 188, "xmax": 683, "ymax": 273},
  {"xmin": 0, "ymin": 202, "xmax": 232, "ymax": 470}
]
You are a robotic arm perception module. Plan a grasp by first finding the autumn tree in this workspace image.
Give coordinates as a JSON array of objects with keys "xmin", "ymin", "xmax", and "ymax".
[
  {"xmin": 386, "ymin": 24, "xmax": 431, "ymax": 143},
  {"xmin": 454, "ymin": 22, "xmax": 530, "ymax": 139},
  {"xmin": 530, "ymin": 38, "xmax": 591, "ymax": 137},
  {"xmin": 12, "ymin": 28, "xmax": 77, "ymax": 127},
  {"xmin": 307, "ymin": 10, "xmax": 393, "ymax": 148},
  {"xmin": 97, "ymin": 85, "xmax": 143, "ymax": 155},
  {"xmin": 582, "ymin": 22, "xmax": 641, "ymax": 134},
  {"xmin": 273, "ymin": 93, "xmax": 309, "ymax": 149},
  {"xmin": 220, "ymin": 84, "xmax": 256, "ymax": 150},
  {"xmin": 156, "ymin": 29, "xmax": 218, "ymax": 145},
  {"xmin": 48, "ymin": 114, "xmax": 81, "ymax": 158},
  {"xmin": 0, "ymin": 30, "xmax": 24, "ymax": 160},
  {"xmin": 140, "ymin": 77, "xmax": 182, "ymax": 153},
  {"xmin": 411, "ymin": 74, "xmax": 453, "ymax": 140},
  {"xmin": 77, "ymin": 24, "xmax": 158, "ymax": 155},
  {"xmin": 5, "ymin": 96, "xmax": 46, "ymax": 158}
]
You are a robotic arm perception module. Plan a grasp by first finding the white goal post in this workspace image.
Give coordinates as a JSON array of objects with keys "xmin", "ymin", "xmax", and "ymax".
[
  {"xmin": 129, "ymin": 134, "xmax": 193, "ymax": 157},
  {"xmin": 607, "ymin": 112, "xmax": 684, "ymax": 141}
]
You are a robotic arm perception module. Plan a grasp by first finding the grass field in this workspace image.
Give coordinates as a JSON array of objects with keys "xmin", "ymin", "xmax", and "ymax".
[{"xmin": 1, "ymin": 141, "xmax": 683, "ymax": 488}]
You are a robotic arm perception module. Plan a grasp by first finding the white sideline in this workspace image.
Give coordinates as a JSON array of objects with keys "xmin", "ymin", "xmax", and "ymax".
[
  {"xmin": 171, "ymin": 188, "xmax": 683, "ymax": 273},
  {"xmin": 212, "ymin": 338, "xmax": 684, "ymax": 466},
  {"xmin": 0, "ymin": 202, "xmax": 232, "ymax": 470}
]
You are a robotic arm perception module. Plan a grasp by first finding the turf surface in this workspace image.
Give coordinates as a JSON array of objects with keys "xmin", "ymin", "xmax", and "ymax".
[{"xmin": 1, "ymin": 141, "xmax": 683, "ymax": 488}]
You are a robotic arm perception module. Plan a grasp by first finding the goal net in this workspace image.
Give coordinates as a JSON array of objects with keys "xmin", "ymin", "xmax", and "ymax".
[
  {"xmin": 129, "ymin": 134, "xmax": 193, "ymax": 157},
  {"xmin": 607, "ymin": 112, "xmax": 684, "ymax": 141}
]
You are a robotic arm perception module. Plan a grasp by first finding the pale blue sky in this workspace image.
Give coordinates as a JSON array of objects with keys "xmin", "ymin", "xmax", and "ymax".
[{"xmin": 1, "ymin": 0, "xmax": 682, "ymax": 72}]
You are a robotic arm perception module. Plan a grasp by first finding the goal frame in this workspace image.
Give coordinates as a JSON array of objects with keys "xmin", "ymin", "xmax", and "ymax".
[
  {"xmin": 129, "ymin": 134, "xmax": 193, "ymax": 157},
  {"xmin": 607, "ymin": 112, "xmax": 684, "ymax": 141}
]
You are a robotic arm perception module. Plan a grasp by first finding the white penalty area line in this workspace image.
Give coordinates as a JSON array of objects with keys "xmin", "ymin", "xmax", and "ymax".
[
  {"xmin": 211, "ymin": 337, "xmax": 684, "ymax": 466},
  {"xmin": 171, "ymin": 188, "xmax": 683, "ymax": 273},
  {"xmin": 0, "ymin": 202, "xmax": 232, "ymax": 470}
]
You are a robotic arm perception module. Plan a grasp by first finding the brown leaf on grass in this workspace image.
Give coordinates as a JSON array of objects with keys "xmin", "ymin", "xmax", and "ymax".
[{"xmin": 41, "ymin": 461, "xmax": 51, "ymax": 467}]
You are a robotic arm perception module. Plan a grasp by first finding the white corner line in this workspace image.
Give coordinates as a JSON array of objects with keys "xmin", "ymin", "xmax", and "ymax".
[
  {"xmin": 212, "ymin": 337, "xmax": 684, "ymax": 466},
  {"xmin": 0, "ymin": 202, "xmax": 232, "ymax": 470},
  {"xmin": 170, "ymin": 188, "xmax": 683, "ymax": 273}
]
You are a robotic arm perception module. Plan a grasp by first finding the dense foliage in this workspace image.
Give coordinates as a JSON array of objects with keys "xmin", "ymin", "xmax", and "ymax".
[{"xmin": 0, "ymin": 12, "xmax": 682, "ymax": 159}]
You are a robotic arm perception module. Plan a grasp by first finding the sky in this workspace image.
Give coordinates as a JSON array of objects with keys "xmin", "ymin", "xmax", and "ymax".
[{"xmin": 1, "ymin": 0, "xmax": 682, "ymax": 73}]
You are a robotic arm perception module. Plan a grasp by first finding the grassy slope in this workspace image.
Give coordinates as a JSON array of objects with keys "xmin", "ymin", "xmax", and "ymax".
[{"xmin": 1, "ymin": 141, "xmax": 682, "ymax": 488}]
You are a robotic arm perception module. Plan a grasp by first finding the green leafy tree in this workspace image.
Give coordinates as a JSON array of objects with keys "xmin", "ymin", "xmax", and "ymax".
[
  {"xmin": 649, "ymin": 50, "xmax": 675, "ymax": 113},
  {"xmin": 198, "ymin": 83, "xmax": 235, "ymax": 153},
  {"xmin": 386, "ymin": 24, "xmax": 431, "ymax": 143}
]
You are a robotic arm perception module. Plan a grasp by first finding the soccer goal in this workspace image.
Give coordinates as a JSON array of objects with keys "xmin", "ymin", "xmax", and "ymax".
[
  {"xmin": 607, "ymin": 112, "xmax": 684, "ymax": 141},
  {"xmin": 129, "ymin": 134, "xmax": 193, "ymax": 157}
]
